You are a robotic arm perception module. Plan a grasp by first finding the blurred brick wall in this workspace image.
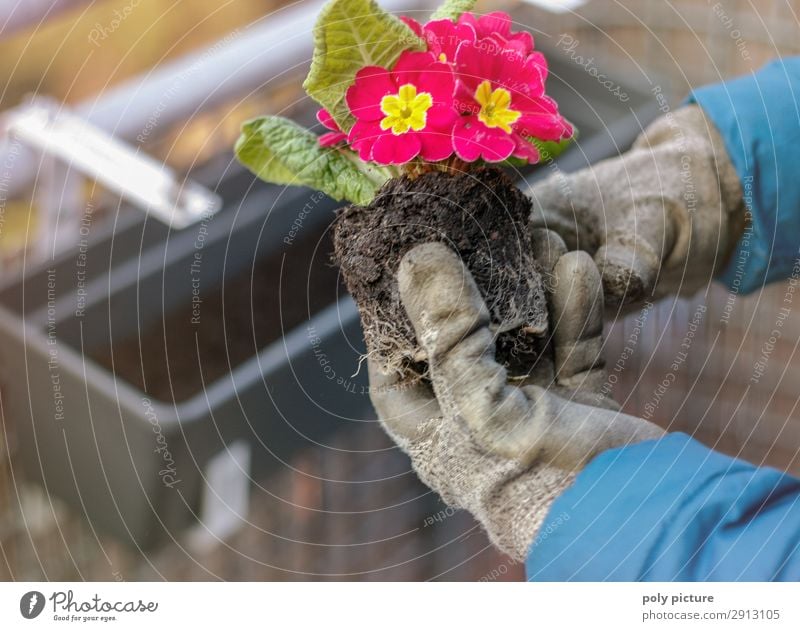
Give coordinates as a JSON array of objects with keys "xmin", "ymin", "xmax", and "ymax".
[
  {"xmin": 0, "ymin": 431, "xmax": 10, "ymax": 581},
  {"xmin": 1, "ymin": 418, "xmax": 521, "ymax": 581},
  {"xmin": 605, "ymin": 282, "xmax": 800, "ymax": 477},
  {"xmin": 507, "ymin": 0, "xmax": 800, "ymax": 474},
  {"xmin": 510, "ymin": 0, "xmax": 800, "ymax": 101}
]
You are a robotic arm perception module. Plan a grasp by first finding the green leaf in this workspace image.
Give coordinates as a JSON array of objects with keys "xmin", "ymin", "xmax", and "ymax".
[
  {"xmin": 235, "ymin": 116, "xmax": 382, "ymax": 205},
  {"xmin": 303, "ymin": 0, "xmax": 424, "ymax": 133},
  {"xmin": 430, "ymin": 0, "xmax": 477, "ymax": 22},
  {"xmin": 500, "ymin": 155, "xmax": 529, "ymax": 169}
]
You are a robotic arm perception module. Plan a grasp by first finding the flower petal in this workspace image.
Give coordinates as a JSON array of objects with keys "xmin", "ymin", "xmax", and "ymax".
[
  {"xmin": 319, "ymin": 131, "xmax": 347, "ymax": 147},
  {"xmin": 526, "ymin": 50, "xmax": 548, "ymax": 83},
  {"xmin": 391, "ymin": 50, "xmax": 437, "ymax": 87},
  {"xmin": 371, "ymin": 132, "xmax": 421, "ymax": 165},
  {"xmin": 454, "ymin": 39, "xmax": 501, "ymax": 92},
  {"xmin": 457, "ymin": 12, "xmax": 479, "ymax": 32},
  {"xmin": 452, "ymin": 117, "xmax": 514, "ymax": 162},
  {"xmin": 346, "ymin": 66, "xmax": 395, "ymax": 121},
  {"xmin": 515, "ymin": 95, "xmax": 572, "ymax": 140},
  {"xmin": 423, "ymin": 19, "xmax": 475, "ymax": 62},
  {"xmin": 316, "ymin": 108, "xmax": 340, "ymax": 132},
  {"xmin": 414, "ymin": 61, "xmax": 456, "ymax": 103},
  {"xmin": 347, "ymin": 119, "xmax": 381, "ymax": 160},
  {"xmin": 419, "ymin": 129, "xmax": 454, "ymax": 162},
  {"xmin": 475, "ymin": 11, "xmax": 512, "ymax": 38},
  {"xmin": 491, "ymin": 48, "xmax": 542, "ymax": 97},
  {"xmin": 400, "ymin": 15, "xmax": 423, "ymax": 38},
  {"xmin": 508, "ymin": 31, "xmax": 534, "ymax": 55},
  {"xmin": 511, "ymin": 135, "xmax": 540, "ymax": 163},
  {"xmin": 426, "ymin": 103, "xmax": 458, "ymax": 128}
]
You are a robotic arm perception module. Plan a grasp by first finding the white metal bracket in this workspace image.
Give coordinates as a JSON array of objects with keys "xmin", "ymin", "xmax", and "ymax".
[{"xmin": 1, "ymin": 97, "xmax": 221, "ymax": 259}]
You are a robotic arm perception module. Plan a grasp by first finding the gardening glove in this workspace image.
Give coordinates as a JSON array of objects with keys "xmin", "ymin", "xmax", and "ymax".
[
  {"xmin": 529, "ymin": 104, "xmax": 746, "ymax": 307},
  {"xmin": 368, "ymin": 240, "xmax": 663, "ymax": 560}
]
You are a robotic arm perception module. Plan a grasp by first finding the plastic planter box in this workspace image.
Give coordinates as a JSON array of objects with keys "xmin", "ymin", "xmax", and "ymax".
[{"xmin": 0, "ymin": 181, "xmax": 371, "ymax": 548}]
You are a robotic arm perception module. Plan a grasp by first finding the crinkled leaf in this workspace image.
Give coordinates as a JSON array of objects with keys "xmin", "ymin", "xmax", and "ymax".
[
  {"xmin": 303, "ymin": 0, "xmax": 424, "ymax": 132},
  {"xmin": 235, "ymin": 116, "xmax": 379, "ymax": 205},
  {"xmin": 430, "ymin": 0, "xmax": 477, "ymax": 22}
]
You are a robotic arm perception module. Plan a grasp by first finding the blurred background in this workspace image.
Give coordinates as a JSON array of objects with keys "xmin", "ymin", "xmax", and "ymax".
[{"xmin": 0, "ymin": 0, "xmax": 799, "ymax": 581}]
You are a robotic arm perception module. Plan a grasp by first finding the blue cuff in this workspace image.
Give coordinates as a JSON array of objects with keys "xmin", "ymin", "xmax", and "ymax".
[
  {"xmin": 525, "ymin": 433, "xmax": 800, "ymax": 581},
  {"xmin": 687, "ymin": 58, "xmax": 800, "ymax": 294}
]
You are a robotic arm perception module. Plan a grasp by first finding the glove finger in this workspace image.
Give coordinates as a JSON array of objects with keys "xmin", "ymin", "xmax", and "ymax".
[
  {"xmin": 397, "ymin": 242, "xmax": 491, "ymax": 363},
  {"xmin": 529, "ymin": 228, "xmax": 567, "ymax": 279},
  {"xmin": 529, "ymin": 173, "xmax": 594, "ymax": 250},
  {"xmin": 594, "ymin": 237, "xmax": 659, "ymax": 306},
  {"xmin": 543, "ymin": 383, "xmax": 619, "ymax": 411},
  {"xmin": 550, "ymin": 251, "xmax": 605, "ymax": 388},
  {"xmin": 519, "ymin": 384, "xmax": 664, "ymax": 469},
  {"xmin": 593, "ymin": 197, "xmax": 677, "ymax": 306},
  {"xmin": 397, "ymin": 243, "xmax": 656, "ymax": 468},
  {"xmin": 399, "ymin": 242, "xmax": 547, "ymax": 463},
  {"xmin": 367, "ymin": 357, "xmax": 441, "ymax": 442},
  {"xmin": 529, "ymin": 228, "xmax": 567, "ymax": 300}
]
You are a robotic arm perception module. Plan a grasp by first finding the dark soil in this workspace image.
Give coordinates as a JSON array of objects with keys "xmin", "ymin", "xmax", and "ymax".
[
  {"xmin": 89, "ymin": 229, "xmax": 342, "ymax": 402},
  {"xmin": 333, "ymin": 167, "xmax": 548, "ymax": 377}
]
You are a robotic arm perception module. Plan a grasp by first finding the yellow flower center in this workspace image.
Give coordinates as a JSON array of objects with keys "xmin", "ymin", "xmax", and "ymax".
[
  {"xmin": 380, "ymin": 84, "xmax": 433, "ymax": 135},
  {"xmin": 475, "ymin": 80, "xmax": 521, "ymax": 133}
]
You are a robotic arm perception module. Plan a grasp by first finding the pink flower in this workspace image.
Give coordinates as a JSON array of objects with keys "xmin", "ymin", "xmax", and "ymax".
[
  {"xmin": 458, "ymin": 11, "xmax": 534, "ymax": 56},
  {"xmin": 316, "ymin": 109, "xmax": 347, "ymax": 147},
  {"xmin": 345, "ymin": 51, "xmax": 457, "ymax": 165},
  {"xmin": 452, "ymin": 39, "xmax": 572, "ymax": 162},
  {"xmin": 401, "ymin": 16, "xmax": 475, "ymax": 64}
]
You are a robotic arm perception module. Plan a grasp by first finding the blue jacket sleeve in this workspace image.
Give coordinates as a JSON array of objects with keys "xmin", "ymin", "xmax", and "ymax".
[
  {"xmin": 688, "ymin": 57, "xmax": 800, "ymax": 293},
  {"xmin": 526, "ymin": 434, "xmax": 800, "ymax": 580},
  {"xmin": 526, "ymin": 60, "xmax": 800, "ymax": 581}
]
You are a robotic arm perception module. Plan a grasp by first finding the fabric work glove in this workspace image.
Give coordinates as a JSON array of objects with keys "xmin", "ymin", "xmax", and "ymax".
[
  {"xmin": 529, "ymin": 104, "xmax": 746, "ymax": 307},
  {"xmin": 368, "ymin": 239, "xmax": 663, "ymax": 560}
]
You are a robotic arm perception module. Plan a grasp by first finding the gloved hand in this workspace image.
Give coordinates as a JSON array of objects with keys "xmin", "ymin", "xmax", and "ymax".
[
  {"xmin": 529, "ymin": 104, "xmax": 746, "ymax": 307},
  {"xmin": 368, "ymin": 240, "xmax": 663, "ymax": 560}
]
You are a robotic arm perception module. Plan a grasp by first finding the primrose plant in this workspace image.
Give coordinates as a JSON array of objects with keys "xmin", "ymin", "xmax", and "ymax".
[{"xmin": 235, "ymin": 0, "xmax": 573, "ymax": 205}]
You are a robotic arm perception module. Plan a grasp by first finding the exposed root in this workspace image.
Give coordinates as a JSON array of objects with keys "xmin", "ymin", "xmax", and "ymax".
[{"xmin": 333, "ymin": 167, "xmax": 549, "ymax": 379}]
